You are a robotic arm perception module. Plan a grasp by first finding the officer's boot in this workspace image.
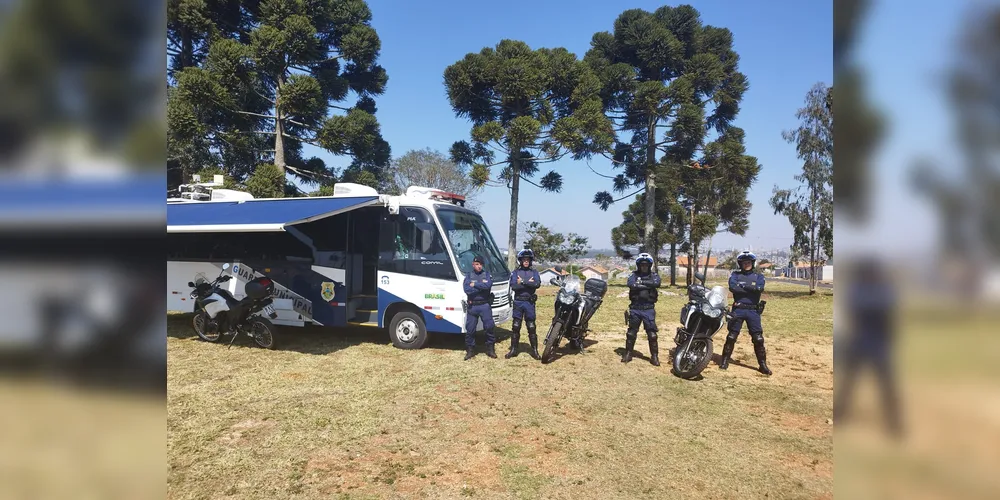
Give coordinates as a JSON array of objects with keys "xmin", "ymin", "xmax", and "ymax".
[
  {"xmin": 505, "ymin": 319, "xmax": 521, "ymax": 359},
  {"xmin": 752, "ymin": 335, "xmax": 772, "ymax": 375},
  {"xmin": 485, "ymin": 334, "xmax": 498, "ymax": 359},
  {"xmin": 648, "ymin": 336, "xmax": 660, "ymax": 366},
  {"xmin": 526, "ymin": 321, "xmax": 540, "ymax": 360},
  {"xmin": 621, "ymin": 334, "xmax": 636, "ymax": 363},
  {"xmin": 464, "ymin": 347, "xmax": 475, "ymax": 361},
  {"xmin": 719, "ymin": 335, "xmax": 737, "ymax": 370}
]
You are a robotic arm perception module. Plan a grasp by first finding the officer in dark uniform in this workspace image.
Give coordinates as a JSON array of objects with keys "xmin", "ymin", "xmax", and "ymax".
[
  {"xmin": 623, "ymin": 253, "xmax": 661, "ymax": 365},
  {"xmin": 720, "ymin": 251, "xmax": 772, "ymax": 375},
  {"xmin": 463, "ymin": 255, "xmax": 496, "ymax": 360},
  {"xmin": 506, "ymin": 249, "xmax": 541, "ymax": 359}
]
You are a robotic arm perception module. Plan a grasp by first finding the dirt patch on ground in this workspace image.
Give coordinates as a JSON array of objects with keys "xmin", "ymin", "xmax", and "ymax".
[{"xmin": 216, "ymin": 419, "xmax": 276, "ymax": 446}]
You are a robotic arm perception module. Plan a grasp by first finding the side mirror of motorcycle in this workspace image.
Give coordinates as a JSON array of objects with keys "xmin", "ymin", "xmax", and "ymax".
[
  {"xmin": 222, "ymin": 263, "xmax": 231, "ymax": 271},
  {"xmin": 187, "ymin": 281, "xmax": 195, "ymax": 288},
  {"xmin": 549, "ymin": 278, "xmax": 558, "ymax": 286},
  {"xmin": 694, "ymin": 272, "xmax": 706, "ymax": 283}
]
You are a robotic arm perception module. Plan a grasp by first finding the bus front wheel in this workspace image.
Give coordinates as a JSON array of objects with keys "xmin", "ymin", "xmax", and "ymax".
[{"xmin": 389, "ymin": 312, "xmax": 428, "ymax": 349}]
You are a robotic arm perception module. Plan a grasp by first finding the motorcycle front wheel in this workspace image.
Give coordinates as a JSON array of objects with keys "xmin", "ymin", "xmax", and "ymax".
[
  {"xmin": 541, "ymin": 320, "xmax": 563, "ymax": 364},
  {"xmin": 672, "ymin": 338, "xmax": 713, "ymax": 379},
  {"xmin": 248, "ymin": 317, "xmax": 278, "ymax": 350},
  {"xmin": 193, "ymin": 311, "xmax": 222, "ymax": 343}
]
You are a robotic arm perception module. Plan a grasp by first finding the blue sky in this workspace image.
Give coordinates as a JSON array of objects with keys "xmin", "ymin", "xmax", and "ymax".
[{"xmin": 301, "ymin": 0, "xmax": 834, "ymax": 251}]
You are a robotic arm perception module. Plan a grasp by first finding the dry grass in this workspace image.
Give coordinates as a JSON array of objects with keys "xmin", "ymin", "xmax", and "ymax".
[{"xmin": 168, "ymin": 281, "xmax": 833, "ymax": 499}]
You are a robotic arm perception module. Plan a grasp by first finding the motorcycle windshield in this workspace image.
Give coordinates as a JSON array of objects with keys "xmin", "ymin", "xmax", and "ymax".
[{"xmin": 563, "ymin": 276, "xmax": 581, "ymax": 294}]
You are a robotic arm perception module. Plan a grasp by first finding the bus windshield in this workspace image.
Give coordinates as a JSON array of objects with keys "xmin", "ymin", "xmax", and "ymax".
[{"xmin": 435, "ymin": 208, "xmax": 509, "ymax": 279}]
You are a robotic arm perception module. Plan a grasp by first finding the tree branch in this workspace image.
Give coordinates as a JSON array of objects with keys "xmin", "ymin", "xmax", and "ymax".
[
  {"xmin": 614, "ymin": 188, "xmax": 644, "ymax": 202},
  {"xmin": 284, "ymin": 118, "xmax": 320, "ymax": 131},
  {"xmin": 599, "ymin": 152, "xmax": 630, "ymax": 165},
  {"xmin": 586, "ymin": 160, "xmax": 617, "ymax": 179},
  {"xmin": 234, "ymin": 110, "xmax": 277, "ymax": 120},
  {"xmin": 254, "ymin": 88, "xmax": 276, "ymax": 104},
  {"xmin": 282, "ymin": 132, "xmax": 323, "ymax": 149},
  {"xmin": 518, "ymin": 174, "xmax": 543, "ymax": 189}
]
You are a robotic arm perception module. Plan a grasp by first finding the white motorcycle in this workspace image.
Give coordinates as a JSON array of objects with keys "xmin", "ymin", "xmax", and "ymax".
[
  {"xmin": 188, "ymin": 263, "xmax": 280, "ymax": 349},
  {"xmin": 672, "ymin": 272, "xmax": 729, "ymax": 379}
]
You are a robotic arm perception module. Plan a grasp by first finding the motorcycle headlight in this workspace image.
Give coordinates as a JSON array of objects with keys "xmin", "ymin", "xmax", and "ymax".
[
  {"xmin": 701, "ymin": 302, "xmax": 722, "ymax": 318},
  {"xmin": 558, "ymin": 290, "xmax": 577, "ymax": 304}
]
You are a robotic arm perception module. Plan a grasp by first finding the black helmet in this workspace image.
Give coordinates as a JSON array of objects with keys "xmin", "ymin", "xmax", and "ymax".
[{"xmin": 516, "ymin": 249, "xmax": 534, "ymax": 264}]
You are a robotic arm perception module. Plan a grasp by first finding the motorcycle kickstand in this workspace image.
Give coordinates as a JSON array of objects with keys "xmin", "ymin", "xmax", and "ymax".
[{"xmin": 226, "ymin": 327, "xmax": 240, "ymax": 349}]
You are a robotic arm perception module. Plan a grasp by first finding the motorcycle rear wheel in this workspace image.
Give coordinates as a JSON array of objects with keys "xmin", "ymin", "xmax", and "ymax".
[
  {"xmin": 249, "ymin": 317, "xmax": 278, "ymax": 350},
  {"xmin": 672, "ymin": 338, "xmax": 713, "ymax": 379},
  {"xmin": 541, "ymin": 320, "xmax": 563, "ymax": 364}
]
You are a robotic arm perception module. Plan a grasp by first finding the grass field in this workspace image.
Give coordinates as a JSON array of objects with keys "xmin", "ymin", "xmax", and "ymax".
[{"xmin": 167, "ymin": 281, "xmax": 833, "ymax": 500}]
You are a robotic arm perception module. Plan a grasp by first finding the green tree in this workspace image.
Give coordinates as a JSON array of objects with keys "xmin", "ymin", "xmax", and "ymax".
[
  {"xmin": 391, "ymin": 148, "xmax": 482, "ymax": 206},
  {"xmin": 677, "ymin": 126, "xmax": 760, "ymax": 285},
  {"xmin": 594, "ymin": 253, "xmax": 611, "ymax": 268},
  {"xmin": 445, "ymin": 40, "xmax": 613, "ymax": 269},
  {"xmin": 524, "ymin": 222, "xmax": 591, "ymax": 264},
  {"xmin": 168, "ymin": 0, "xmax": 391, "ymax": 194},
  {"xmin": 193, "ymin": 166, "xmax": 240, "ymax": 189},
  {"xmin": 587, "ymin": 5, "xmax": 750, "ymax": 274},
  {"xmin": 244, "ymin": 163, "xmax": 286, "ymax": 198},
  {"xmin": 770, "ymin": 82, "xmax": 833, "ymax": 295}
]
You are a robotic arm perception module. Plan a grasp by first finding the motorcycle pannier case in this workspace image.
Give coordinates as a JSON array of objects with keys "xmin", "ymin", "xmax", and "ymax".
[
  {"xmin": 584, "ymin": 278, "xmax": 608, "ymax": 298},
  {"xmin": 245, "ymin": 276, "xmax": 276, "ymax": 300}
]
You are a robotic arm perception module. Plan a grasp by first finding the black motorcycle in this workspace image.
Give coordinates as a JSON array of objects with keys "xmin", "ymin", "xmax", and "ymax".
[
  {"xmin": 541, "ymin": 270, "xmax": 608, "ymax": 363},
  {"xmin": 188, "ymin": 263, "xmax": 280, "ymax": 349},
  {"xmin": 672, "ymin": 272, "xmax": 729, "ymax": 379}
]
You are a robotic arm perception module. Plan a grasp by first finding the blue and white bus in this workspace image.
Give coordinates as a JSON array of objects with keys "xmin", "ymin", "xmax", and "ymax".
[{"xmin": 166, "ymin": 183, "xmax": 512, "ymax": 349}]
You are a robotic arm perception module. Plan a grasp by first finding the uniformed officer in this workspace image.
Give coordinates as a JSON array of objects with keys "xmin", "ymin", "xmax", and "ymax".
[
  {"xmin": 507, "ymin": 249, "xmax": 541, "ymax": 359},
  {"xmin": 719, "ymin": 251, "xmax": 772, "ymax": 375},
  {"xmin": 463, "ymin": 255, "xmax": 496, "ymax": 360},
  {"xmin": 622, "ymin": 253, "xmax": 661, "ymax": 365}
]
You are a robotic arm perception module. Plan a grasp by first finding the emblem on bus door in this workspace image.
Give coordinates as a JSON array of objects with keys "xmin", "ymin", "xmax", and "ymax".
[{"xmin": 321, "ymin": 282, "xmax": 336, "ymax": 302}]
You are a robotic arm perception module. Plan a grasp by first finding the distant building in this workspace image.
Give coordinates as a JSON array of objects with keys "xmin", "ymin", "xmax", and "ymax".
[
  {"xmin": 580, "ymin": 265, "xmax": 609, "ymax": 281},
  {"xmin": 539, "ymin": 267, "xmax": 569, "ymax": 285},
  {"xmin": 676, "ymin": 255, "xmax": 719, "ymax": 268}
]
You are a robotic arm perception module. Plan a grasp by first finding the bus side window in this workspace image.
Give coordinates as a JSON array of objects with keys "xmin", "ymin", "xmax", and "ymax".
[{"xmin": 386, "ymin": 208, "xmax": 456, "ymax": 280}]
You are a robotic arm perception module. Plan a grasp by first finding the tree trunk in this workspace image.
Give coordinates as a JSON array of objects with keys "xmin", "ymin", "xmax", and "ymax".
[
  {"xmin": 507, "ymin": 156, "xmax": 520, "ymax": 271},
  {"xmin": 810, "ymin": 190, "xmax": 818, "ymax": 295},
  {"xmin": 669, "ymin": 242, "xmax": 677, "ymax": 286},
  {"xmin": 703, "ymin": 247, "xmax": 712, "ymax": 278},
  {"xmin": 274, "ymin": 75, "xmax": 286, "ymax": 174},
  {"xmin": 181, "ymin": 28, "xmax": 193, "ymax": 70},
  {"xmin": 643, "ymin": 117, "xmax": 657, "ymax": 262},
  {"xmin": 687, "ymin": 205, "xmax": 696, "ymax": 286}
]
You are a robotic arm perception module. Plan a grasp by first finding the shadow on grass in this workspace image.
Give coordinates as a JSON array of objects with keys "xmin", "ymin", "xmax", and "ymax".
[
  {"xmin": 169, "ymin": 314, "xmax": 534, "ymax": 356},
  {"xmin": 708, "ymin": 352, "xmax": 759, "ymax": 372},
  {"xmin": 540, "ymin": 337, "xmax": 598, "ymax": 364},
  {"xmin": 765, "ymin": 290, "xmax": 825, "ymax": 299}
]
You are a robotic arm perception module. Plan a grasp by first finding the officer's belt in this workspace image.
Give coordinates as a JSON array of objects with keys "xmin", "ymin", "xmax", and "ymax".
[
  {"xmin": 629, "ymin": 303, "xmax": 656, "ymax": 310},
  {"xmin": 733, "ymin": 302, "xmax": 758, "ymax": 309},
  {"xmin": 469, "ymin": 300, "xmax": 490, "ymax": 306}
]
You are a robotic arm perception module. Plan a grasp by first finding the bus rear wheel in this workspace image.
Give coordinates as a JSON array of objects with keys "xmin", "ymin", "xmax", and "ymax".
[{"xmin": 389, "ymin": 312, "xmax": 428, "ymax": 349}]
